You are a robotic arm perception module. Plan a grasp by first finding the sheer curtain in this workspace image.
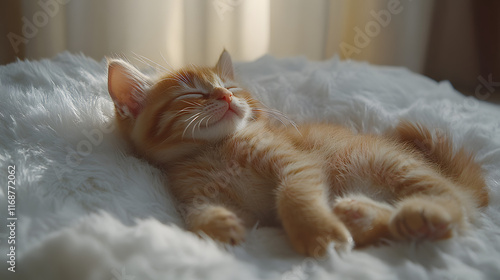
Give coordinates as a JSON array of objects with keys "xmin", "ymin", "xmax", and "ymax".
[{"xmin": 15, "ymin": 0, "xmax": 434, "ymax": 72}]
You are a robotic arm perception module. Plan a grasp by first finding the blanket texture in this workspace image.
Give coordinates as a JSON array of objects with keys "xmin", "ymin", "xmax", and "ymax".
[{"xmin": 1, "ymin": 53, "xmax": 500, "ymax": 280}]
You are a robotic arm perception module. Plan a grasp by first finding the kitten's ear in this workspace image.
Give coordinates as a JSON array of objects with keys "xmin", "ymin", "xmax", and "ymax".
[
  {"xmin": 215, "ymin": 49, "xmax": 234, "ymax": 80},
  {"xmin": 107, "ymin": 58, "xmax": 151, "ymax": 118}
]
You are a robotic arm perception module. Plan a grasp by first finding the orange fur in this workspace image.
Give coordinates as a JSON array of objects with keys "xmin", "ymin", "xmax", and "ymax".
[{"xmin": 107, "ymin": 51, "xmax": 489, "ymax": 257}]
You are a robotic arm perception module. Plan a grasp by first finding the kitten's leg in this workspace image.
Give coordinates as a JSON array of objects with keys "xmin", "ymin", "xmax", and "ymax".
[
  {"xmin": 379, "ymin": 169, "xmax": 469, "ymax": 241},
  {"xmin": 334, "ymin": 145, "xmax": 475, "ymax": 242},
  {"xmin": 277, "ymin": 188, "xmax": 353, "ymax": 256},
  {"xmin": 275, "ymin": 159, "xmax": 353, "ymax": 257},
  {"xmin": 184, "ymin": 204, "xmax": 246, "ymax": 245},
  {"xmin": 333, "ymin": 194, "xmax": 394, "ymax": 247}
]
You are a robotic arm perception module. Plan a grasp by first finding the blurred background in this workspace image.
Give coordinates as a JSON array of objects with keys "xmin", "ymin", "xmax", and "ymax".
[{"xmin": 1, "ymin": 0, "xmax": 499, "ymax": 102}]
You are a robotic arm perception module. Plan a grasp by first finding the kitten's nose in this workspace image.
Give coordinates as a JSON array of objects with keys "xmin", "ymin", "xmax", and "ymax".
[{"xmin": 212, "ymin": 87, "xmax": 233, "ymax": 104}]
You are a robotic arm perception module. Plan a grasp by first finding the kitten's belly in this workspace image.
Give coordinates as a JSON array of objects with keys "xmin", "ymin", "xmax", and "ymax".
[{"xmin": 231, "ymin": 169, "xmax": 279, "ymax": 226}]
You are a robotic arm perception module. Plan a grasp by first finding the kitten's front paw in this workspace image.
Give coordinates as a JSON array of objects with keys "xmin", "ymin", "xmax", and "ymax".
[
  {"xmin": 285, "ymin": 215, "xmax": 353, "ymax": 257},
  {"xmin": 192, "ymin": 206, "xmax": 246, "ymax": 245}
]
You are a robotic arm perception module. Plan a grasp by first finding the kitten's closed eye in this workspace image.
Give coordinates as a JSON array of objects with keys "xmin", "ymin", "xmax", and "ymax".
[
  {"xmin": 227, "ymin": 87, "xmax": 243, "ymax": 94},
  {"xmin": 176, "ymin": 93, "xmax": 204, "ymax": 100},
  {"xmin": 177, "ymin": 88, "xmax": 243, "ymax": 102}
]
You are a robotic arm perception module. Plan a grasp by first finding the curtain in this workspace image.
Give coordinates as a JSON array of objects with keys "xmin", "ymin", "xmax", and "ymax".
[{"xmin": 6, "ymin": 0, "xmax": 435, "ymax": 73}]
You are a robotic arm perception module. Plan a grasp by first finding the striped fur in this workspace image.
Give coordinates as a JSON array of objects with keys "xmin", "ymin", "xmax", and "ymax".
[{"xmin": 107, "ymin": 51, "xmax": 489, "ymax": 256}]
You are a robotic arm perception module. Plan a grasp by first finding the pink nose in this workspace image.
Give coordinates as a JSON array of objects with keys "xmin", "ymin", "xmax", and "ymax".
[{"xmin": 212, "ymin": 87, "xmax": 233, "ymax": 104}]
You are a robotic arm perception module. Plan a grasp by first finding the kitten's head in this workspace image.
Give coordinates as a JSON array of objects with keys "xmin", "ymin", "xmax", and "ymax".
[{"xmin": 107, "ymin": 50, "xmax": 260, "ymax": 164}]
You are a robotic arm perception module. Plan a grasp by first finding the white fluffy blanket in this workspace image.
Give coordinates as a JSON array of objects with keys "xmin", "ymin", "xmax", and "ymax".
[{"xmin": 1, "ymin": 53, "xmax": 500, "ymax": 280}]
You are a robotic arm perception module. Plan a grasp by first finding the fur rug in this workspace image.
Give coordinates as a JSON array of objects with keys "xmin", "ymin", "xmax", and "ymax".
[{"xmin": 1, "ymin": 53, "xmax": 500, "ymax": 280}]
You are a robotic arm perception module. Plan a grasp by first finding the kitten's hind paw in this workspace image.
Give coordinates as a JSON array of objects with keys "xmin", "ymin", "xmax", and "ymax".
[
  {"xmin": 389, "ymin": 198, "xmax": 458, "ymax": 241},
  {"xmin": 333, "ymin": 195, "xmax": 394, "ymax": 247}
]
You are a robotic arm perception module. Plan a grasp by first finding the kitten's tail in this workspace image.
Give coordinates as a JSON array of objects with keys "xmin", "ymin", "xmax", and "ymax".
[{"xmin": 393, "ymin": 121, "xmax": 489, "ymax": 207}]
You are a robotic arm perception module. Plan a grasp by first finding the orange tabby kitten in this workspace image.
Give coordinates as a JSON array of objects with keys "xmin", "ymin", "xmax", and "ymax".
[{"xmin": 107, "ymin": 51, "xmax": 488, "ymax": 257}]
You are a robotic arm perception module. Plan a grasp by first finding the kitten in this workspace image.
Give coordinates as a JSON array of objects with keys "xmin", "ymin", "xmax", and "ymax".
[{"xmin": 107, "ymin": 51, "xmax": 488, "ymax": 257}]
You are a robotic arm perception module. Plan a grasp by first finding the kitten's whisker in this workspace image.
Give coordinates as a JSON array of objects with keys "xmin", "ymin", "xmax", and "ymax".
[
  {"xmin": 184, "ymin": 112, "xmax": 203, "ymax": 123},
  {"xmin": 183, "ymin": 68, "xmax": 195, "ymax": 83},
  {"xmin": 182, "ymin": 113, "xmax": 202, "ymax": 139},
  {"xmin": 132, "ymin": 52, "xmax": 170, "ymax": 73},
  {"xmin": 157, "ymin": 77, "xmax": 180, "ymax": 83},
  {"xmin": 268, "ymin": 109, "xmax": 300, "ymax": 132},
  {"xmin": 178, "ymin": 108, "xmax": 198, "ymax": 115},
  {"xmin": 178, "ymin": 107, "xmax": 198, "ymax": 112},
  {"xmin": 178, "ymin": 69, "xmax": 191, "ymax": 86},
  {"xmin": 253, "ymin": 107, "xmax": 301, "ymax": 135},
  {"xmin": 159, "ymin": 51, "xmax": 175, "ymax": 70},
  {"xmin": 172, "ymin": 107, "xmax": 198, "ymax": 118},
  {"xmin": 157, "ymin": 71, "xmax": 185, "ymax": 83},
  {"xmin": 172, "ymin": 72, "xmax": 188, "ymax": 83},
  {"xmin": 192, "ymin": 114, "xmax": 208, "ymax": 139},
  {"xmin": 131, "ymin": 55, "xmax": 151, "ymax": 68},
  {"xmin": 197, "ymin": 115, "xmax": 208, "ymax": 130},
  {"xmin": 181, "ymin": 100, "xmax": 202, "ymax": 107},
  {"xmin": 195, "ymin": 115, "xmax": 210, "ymax": 134},
  {"xmin": 205, "ymin": 115, "xmax": 214, "ymax": 128},
  {"xmin": 258, "ymin": 109, "xmax": 288, "ymax": 127}
]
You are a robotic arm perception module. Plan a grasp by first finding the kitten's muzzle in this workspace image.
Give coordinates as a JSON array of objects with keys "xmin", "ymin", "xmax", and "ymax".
[{"xmin": 212, "ymin": 87, "xmax": 233, "ymax": 104}]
